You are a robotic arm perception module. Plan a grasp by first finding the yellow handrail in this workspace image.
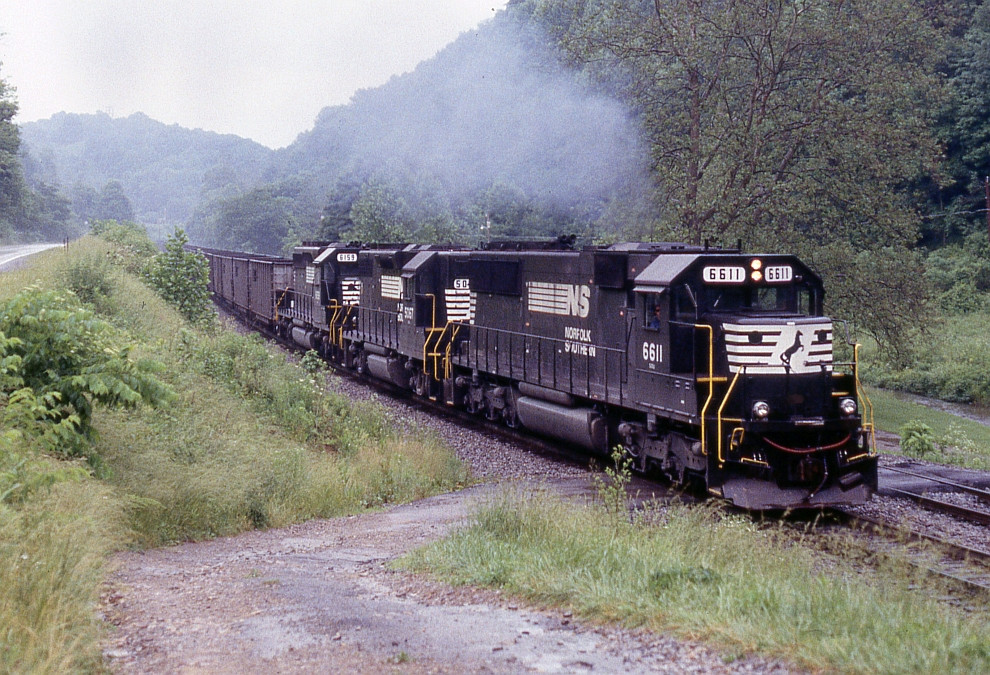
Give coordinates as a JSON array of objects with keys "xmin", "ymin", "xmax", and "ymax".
[
  {"xmin": 337, "ymin": 305, "xmax": 355, "ymax": 348},
  {"xmin": 717, "ymin": 368, "xmax": 744, "ymax": 466},
  {"xmin": 695, "ymin": 324, "xmax": 715, "ymax": 456},
  {"xmin": 327, "ymin": 300, "xmax": 342, "ymax": 343},
  {"xmin": 421, "ymin": 294, "xmax": 441, "ymax": 376},
  {"xmin": 443, "ymin": 323, "xmax": 463, "ymax": 379},
  {"xmin": 274, "ymin": 287, "xmax": 291, "ymax": 321},
  {"xmin": 853, "ymin": 343, "xmax": 877, "ymax": 456}
]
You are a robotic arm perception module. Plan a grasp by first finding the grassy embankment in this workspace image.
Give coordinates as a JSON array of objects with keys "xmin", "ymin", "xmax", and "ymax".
[
  {"xmin": 858, "ymin": 310, "xmax": 990, "ymax": 469},
  {"xmin": 867, "ymin": 386, "xmax": 990, "ymax": 470},
  {"xmin": 402, "ymin": 484, "xmax": 990, "ymax": 674},
  {"xmin": 0, "ymin": 236, "xmax": 468, "ymax": 672}
]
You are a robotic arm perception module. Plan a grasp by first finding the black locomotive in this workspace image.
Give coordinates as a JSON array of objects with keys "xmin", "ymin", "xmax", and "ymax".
[{"xmin": 197, "ymin": 239, "xmax": 877, "ymax": 509}]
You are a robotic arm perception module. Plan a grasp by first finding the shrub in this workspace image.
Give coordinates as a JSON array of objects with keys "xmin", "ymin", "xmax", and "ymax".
[
  {"xmin": 143, "ymin": 229, "xmax": 215, "ymax": 326},
  {"xmin": 301, "ymin": 349, "xmax": 327, "ymax": 375},
  {"xmin": 862, "ymin": 312, "xmax": 990, "ymax": 404},
  {"xmin": 59, "ymin": 252, "xmax": 117, "ymax": 309},
  {"xmin": 0, "ymin": 287, "xmax": 173, "ymax": 459},
  {"xmin": 925, "ymin": 234, "xmax": 990, "ymax": 315},
  {"xmin": 900, "ymin": 420, "xmax": 936, "ymax": 457},
  {"xmin": 89, "ymin": 219, "xmax": 159, "ymax": 273}
]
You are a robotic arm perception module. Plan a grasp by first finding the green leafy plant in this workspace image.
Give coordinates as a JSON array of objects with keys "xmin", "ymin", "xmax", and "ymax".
[
  {"xmin": 59, "ymin": 253, "xmax": 117, "ymax": 308},
  {"xmin": 300, "ymin": 349, "xmax": 327, "ymax": 376},
  {"xmin": 0, "ymin": 286, "xmax": 173, "ymax": 459},
  {"xmin": 899, "ymin": 420, "xmax": 936, "ymax": 458},
  {"xmin": 143, "ymin": 228, "xmax": 215, "ymax": 326},
  {"xmin": 937, "ymin": 423, "xmax": 978, "ymax": 457},
  {"xmin": 594, "ymin": 446, "xmax": 633, "ymax": 516},
  {"xmin": 90, "ymin": 219, "xmax": 160, "ymax": 273}
]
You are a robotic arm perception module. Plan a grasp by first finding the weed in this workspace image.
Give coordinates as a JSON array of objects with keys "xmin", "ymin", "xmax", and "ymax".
[
  {"xmin": 592, "ymin": 446, "xmax": 633, "ymax": 517},
  {"xmin": 301, "ymin": 349, "xmax": 327, "ymax": 375},
  {"xmin": 900, "ymin": 420, "xmax": 936, "ymax": 457},
  {"xmin": 59, "ymin": 252, "xmax": 117, "ymax": 309}
]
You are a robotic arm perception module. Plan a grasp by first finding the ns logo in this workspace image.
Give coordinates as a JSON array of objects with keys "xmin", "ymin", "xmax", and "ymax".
[
  {"xmin": 566, "ymin": 285, "xmax": 591, "ymax": 318},
  {"xmin": 528, "ymin": 282, "xmax": 591, "ymax": 319}
]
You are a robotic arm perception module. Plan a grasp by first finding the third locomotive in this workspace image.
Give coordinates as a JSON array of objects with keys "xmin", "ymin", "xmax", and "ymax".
[{"xmin": 199, "ymin": 239, "xmax": 878, "ymax": 509}]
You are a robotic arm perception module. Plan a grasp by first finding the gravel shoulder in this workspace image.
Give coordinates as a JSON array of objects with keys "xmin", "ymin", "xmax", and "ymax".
[
  {"xmin": 103, "ymin": 366, "xmax": 795, "ymax": 672},
  {"xmin": 101, "ymin": 478, "xmax": 794, "ymax": 674}
]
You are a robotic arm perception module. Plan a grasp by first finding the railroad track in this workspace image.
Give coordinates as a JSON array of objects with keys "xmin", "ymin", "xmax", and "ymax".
[
  {"xmin": 825, "ymin": 464, "xmax": 990, "ymax": 597},
  {"xmin": 838, "ymin": 509, "xmax": 990, "ymax": 597},
  {"xmin": 881, "ymin": 465, "xmax": 990, "ymax": 526},
  {"xmin": 223, "ymin": 305, "xmax": 990, "ymax": 596}
]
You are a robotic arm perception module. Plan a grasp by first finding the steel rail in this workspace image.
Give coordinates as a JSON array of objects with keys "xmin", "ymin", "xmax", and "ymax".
[
  {"xmin": 840, "ymin": 510, "xmax": 990, "ymax": 595},
  {"xmin": 885, "ymin": 487, "xmax": 990, "ymax": 526},
  {"xmin": 883, "ymin": 465, "xmax": 990, "ymax": 504}
]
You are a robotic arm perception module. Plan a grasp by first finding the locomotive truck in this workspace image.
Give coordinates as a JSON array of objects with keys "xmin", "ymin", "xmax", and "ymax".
[{"xmin": 198, "ymin": 239, "xmax": 877, "ymax": 510}]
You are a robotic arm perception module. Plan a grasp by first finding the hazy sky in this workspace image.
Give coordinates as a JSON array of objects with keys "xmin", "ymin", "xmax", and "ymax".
[{"xmin": 0, "ymin": 1, "xmax": 509, "ymax": 148}]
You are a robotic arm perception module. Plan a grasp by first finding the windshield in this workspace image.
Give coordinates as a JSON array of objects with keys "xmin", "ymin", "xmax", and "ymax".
[{"xmin": 704, "ymin": 283, "xmax": 814, "ymax": 315}]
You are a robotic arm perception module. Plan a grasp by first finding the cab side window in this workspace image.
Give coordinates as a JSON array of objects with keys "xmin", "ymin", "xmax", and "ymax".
[
  {"xmin": 645, "ymin": 294, "xmax": 663, "ymax": 330},
  {"xmin": 672, "ymin": 284, "xmax": 697, "ymax": 322}
]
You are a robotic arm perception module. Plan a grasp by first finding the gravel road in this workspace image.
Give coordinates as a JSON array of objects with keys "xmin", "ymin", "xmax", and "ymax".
[
  {"xmin": 101, "ymin": 372, "xmax": 797, "ymax": 673},
  {"xmin": 101, "ymin": 479, "xmax": 794, "ymax": 674}
]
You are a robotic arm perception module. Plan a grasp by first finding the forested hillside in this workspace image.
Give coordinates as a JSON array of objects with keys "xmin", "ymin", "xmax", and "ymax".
[
  {"xmin": 20, "ymin": 111, "xmax": 271, "ymax": 232},
  {"xmin": 184, "ymin": 12, "xmax": 652, "ymax": 253}
]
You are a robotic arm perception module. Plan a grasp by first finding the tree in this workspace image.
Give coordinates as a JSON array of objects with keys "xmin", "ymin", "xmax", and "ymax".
[
  {"xmin": 517, "ymin": 0, "xmax": 948, "ymax": 360},
  {"xmin": 205, "ymin": 179, "xmax": 320, "ymax": 254},
  {"xmin": 0, "ymin": 62, "xmax": 28, "ymax": 239},
  {"xmin": 70, "ymin": 183, "xmax": 99, "ymax": 225},
  {"xmin": 95, "ymin": 180, "xmax": 135, "ymax": 222},
  {"xmin": 521, "ymin": 0, "xmax": 945, "ymax": 247},
  {"xmin": 318, "ymin": 172, "xmax": 363, "ymax": 241},
  {"xmin": 939, "ymin": 0, "xmax": 990, "ymax": 240},
  {"xmin": 143, "ymin": 229, "xmax": 214, "ymax": 326},
  {"xmin": 348, "ymin": 177, "xmax": 413, "ymax": 243}
]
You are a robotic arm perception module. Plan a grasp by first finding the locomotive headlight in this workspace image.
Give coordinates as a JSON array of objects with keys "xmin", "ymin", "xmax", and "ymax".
[
  {"xmin": 839, "ymin": 397, "xmax": 858, "ymax": 417},
  {"xmin": 752, "ymin": 401, "xmax": 771, "ymax": 420}
]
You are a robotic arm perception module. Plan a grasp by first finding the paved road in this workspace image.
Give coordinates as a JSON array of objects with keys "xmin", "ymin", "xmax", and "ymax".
[{"xmin": 0, "ymin": 243, "xmax": 62, "ymax": 271}]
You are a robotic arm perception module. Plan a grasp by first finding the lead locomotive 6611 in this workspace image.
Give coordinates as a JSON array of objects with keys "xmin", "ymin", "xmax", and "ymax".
[{"xmin": 198, "ymin": 239, "xmax": 877, "ymax": 509}]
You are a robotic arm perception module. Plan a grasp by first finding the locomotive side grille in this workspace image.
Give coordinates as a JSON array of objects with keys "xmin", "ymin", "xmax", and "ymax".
[
  {"xmin": 445, "ymin": 288, "xmax": 476, "ymax": 324},
  {"xmin": 526, "ymin": 281, "xmax": 572, "ymax": 315},
  {"xmin": 723, "ymin": 322, "xmax": 833, "ymax": 375},
  {"xmin": 381, "ymin": 275, "xmax": 402, "ymax": 300},
  {"xmin": 341, "ymin": 279, "xmax": 362, "ymax": 306}
]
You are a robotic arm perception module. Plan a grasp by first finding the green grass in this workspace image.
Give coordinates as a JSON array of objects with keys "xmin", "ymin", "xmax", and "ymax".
[
  {"xmin": 0, "ymin": 235, "xmax": 471, "ymax": 669},
  {"xmin": 401, "ymin": 488, "xmax": 990, "ymax": 674},
  {"xmin": 0, "ymin": 480, "xmax": 125, "ymax": 673},
  {"xmin": 866, "ymin": 386, "xmax": 990, "ymax": 469}
]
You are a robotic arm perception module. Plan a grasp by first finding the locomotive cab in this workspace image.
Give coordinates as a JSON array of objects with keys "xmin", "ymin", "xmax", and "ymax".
[{"xmin": 632, "ymin": 252, "xmax": 877, "ymax": 509}]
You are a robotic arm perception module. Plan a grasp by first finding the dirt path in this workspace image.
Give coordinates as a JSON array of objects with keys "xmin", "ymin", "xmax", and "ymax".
[{"xmin": 101, "ymin": 477, "xmax": 793, "ymax": 673}]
